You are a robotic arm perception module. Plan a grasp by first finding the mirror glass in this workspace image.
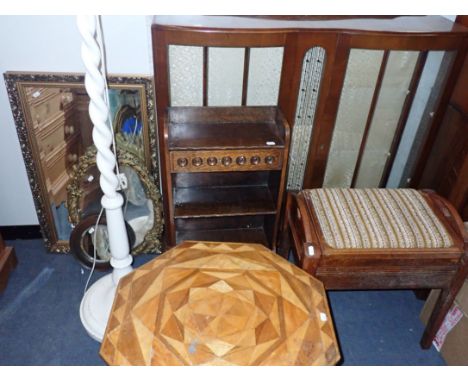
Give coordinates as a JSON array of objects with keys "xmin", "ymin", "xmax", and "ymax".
[
  {"xmin": 78, "ymin": 162, "xmax": 155, "ymax": 249},
  {"xmin": 25, "ymin": 86, "xmax": 148, "ymax": 242},
  {"xmin": 5, "ymin": 73, "xmax": 162, "ymax": 254}
]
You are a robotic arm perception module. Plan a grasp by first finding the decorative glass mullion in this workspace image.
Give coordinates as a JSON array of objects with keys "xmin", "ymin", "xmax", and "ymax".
[{"xmin": 287, "ymin": 46, "xmax": 326, "ymax": 191}]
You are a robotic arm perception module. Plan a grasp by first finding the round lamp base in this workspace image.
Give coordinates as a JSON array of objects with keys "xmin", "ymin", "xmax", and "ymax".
[{"xmin": 79, "ymin": 274, "xmax": 116, "ymax": 342}]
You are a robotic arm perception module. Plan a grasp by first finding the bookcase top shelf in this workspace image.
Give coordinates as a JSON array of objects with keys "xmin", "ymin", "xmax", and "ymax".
[{"xmin": 167, "ymin": 106, "xmax": 287, "ymax": 150}]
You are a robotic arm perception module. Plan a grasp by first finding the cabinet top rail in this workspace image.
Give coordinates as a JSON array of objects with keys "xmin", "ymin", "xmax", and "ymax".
[{"xmin": 152, "ymin": 15, "xmax": 468, "ymax": 35}]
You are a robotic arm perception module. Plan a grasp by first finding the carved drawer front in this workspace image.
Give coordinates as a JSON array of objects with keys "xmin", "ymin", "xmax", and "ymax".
[
  {"xmin": 48, "ymin": 171, "xmax": 70, "ymax": 206},
  {"xmin": 43, "ymin": 134, "xmax": 81, "ymax": 188},
  {"xmin": 36, "ymin": 110, "xmax": 77, "ymax": 157},
  {"xmin": 26, "ymin": 87, "xmax": 58, "ymax": 102},
  {"xmin": 29, "ymin": 89, "xmax": 73, "ymax": 128},
  {"xmin": 170, "ymin": 148, "xmax": 283, "ymax": 173}
]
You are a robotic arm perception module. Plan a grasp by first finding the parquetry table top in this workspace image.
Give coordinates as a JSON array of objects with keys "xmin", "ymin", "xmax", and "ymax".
[{"xmin": 100, "ymin": 241, "xmax": 340, "ymax": 365}]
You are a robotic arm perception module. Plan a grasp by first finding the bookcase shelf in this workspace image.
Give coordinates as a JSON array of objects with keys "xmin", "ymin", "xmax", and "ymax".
[
  {"xmin": 174, "ymin": 185, "xmax": 277, "ymax": 218},
  {"xmin": 162, "ymin": 106, "xmax": 290, "ymax": 249},
  {"xmin": 176, "ymin": 227, "xmax": 270, "ymax": 248}
]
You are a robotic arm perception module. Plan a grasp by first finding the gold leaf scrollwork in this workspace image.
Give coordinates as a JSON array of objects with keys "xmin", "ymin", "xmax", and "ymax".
[{"xmin": 67, "ymin": 146, "xmax": 164, "ymax": 255}]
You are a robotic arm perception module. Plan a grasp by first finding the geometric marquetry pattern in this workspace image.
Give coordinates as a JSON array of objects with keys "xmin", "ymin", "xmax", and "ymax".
[{"xmin": 100, "ymin": 241, "xmax": 340, "ymax": 365}]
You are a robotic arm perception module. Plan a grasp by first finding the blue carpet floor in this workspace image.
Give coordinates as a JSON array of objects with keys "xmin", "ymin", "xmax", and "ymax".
[{"xmin": 0, "ymin": 239, "xmax": 445, "ymax": 366}]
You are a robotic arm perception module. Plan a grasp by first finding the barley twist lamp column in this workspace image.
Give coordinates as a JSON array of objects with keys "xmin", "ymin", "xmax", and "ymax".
[{"xmin": 77, "ymin": 15, "xmax": 133, "ymax": 342}]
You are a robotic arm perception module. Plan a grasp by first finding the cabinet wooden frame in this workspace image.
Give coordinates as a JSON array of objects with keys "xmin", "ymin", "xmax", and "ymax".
[
  {"xmin": 153, "ymin": 25, "xmax": 288, "ymax": 250},
  {"xmin": 277, "ymin": 28, "xmax": 468, "ymax": 189},
  {"xmin": 417, "ymin": 16, "xmax": 468, "ymax": 220},
  {"xmin": 152, "ymin": 16, "xmax": 468, "ymax": 247}
]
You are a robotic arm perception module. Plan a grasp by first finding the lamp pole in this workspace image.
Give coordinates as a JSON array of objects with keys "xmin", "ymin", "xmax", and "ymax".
[{"xmin": 77, "ymin": 15, "xmax": 133, "ymax": 342}]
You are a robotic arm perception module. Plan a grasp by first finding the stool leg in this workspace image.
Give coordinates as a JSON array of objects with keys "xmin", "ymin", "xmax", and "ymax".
[
  {"xmin": 301, "ymin": 255, "xmax": 320, "ymax": 277},
  {"xmin": 420, "ymin": 260, "xmax": 468, "ymax": 349}
]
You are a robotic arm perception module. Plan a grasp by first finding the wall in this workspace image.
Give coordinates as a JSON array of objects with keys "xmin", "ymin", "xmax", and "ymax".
[{"xmin": 0, "ymin": 15, "xmax": 153, "ymax": 225}]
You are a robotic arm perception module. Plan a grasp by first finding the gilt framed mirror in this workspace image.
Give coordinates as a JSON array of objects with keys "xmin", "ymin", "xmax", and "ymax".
[{"xmin": 4, "ymin": 72, "xmax": 163, "ymax": 254}]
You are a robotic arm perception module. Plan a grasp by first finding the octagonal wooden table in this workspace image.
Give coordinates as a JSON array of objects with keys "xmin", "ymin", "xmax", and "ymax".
[{"xmin": 100, "ymin": 241, "xmax": 340, "ymax": 365}]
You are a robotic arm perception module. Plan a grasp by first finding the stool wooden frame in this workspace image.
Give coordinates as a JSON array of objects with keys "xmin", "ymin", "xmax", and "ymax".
[{"xmin": 278, "ymin": 189, "xmax": 468, "ymax": 349}]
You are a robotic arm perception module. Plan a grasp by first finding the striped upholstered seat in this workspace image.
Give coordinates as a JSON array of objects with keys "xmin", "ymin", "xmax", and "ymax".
[{"xmin": 304, "ymin": 188, "xmax": 453, "ymax": 250}]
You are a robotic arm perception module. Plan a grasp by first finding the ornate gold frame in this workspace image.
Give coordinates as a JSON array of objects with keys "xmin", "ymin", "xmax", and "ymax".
[
  {"xmin": 67, "ymin": 146, "xmax": 163, "ymax": 254},
  {"xmin": 4, "ymin": 72, "xmax": 161, "ymax": 253}
]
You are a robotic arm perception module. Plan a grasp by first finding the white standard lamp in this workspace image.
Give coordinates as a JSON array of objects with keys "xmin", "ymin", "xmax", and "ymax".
[{"xmin": 77, "ymin": 15, "xmax": 133, "ymax": 342}]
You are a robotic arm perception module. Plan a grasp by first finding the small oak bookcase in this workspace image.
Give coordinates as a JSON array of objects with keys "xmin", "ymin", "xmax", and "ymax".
[{"xmin": 163, "ymin": 106, "xmax": 290, "ymax": 249}]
